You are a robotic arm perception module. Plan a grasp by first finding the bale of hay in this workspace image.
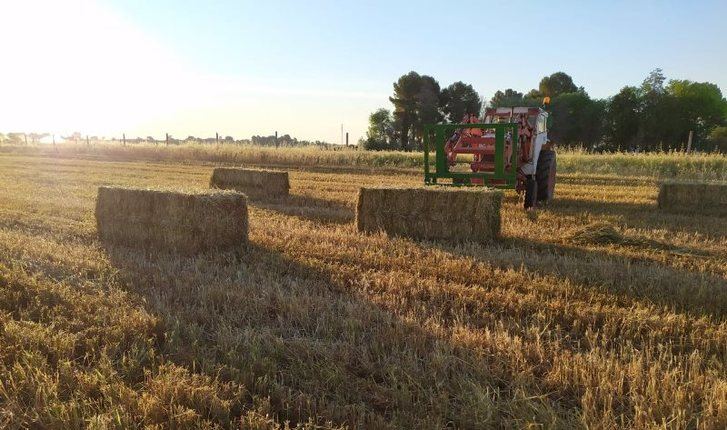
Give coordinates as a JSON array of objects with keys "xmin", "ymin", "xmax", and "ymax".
[
  {"xmin": 210, "ymin": 168, "xmax": 289, "ymax": 199},
  {"xmin": 657, "ymin": 181, "xmax": 727, "ymax": 214},
  {"xmin": 356, "ymin": 187, "xmax": 502, "ymax": 242},
  {"xmin": 96, "ymin": 186, "xmax": 248, "ymax": 254}
]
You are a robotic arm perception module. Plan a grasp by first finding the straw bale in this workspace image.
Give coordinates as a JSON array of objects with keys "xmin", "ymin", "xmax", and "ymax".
[
  {"xmin": 96, "ymin": 186, "xmax": 248, "ymax": 254},
  {"xmin": 657, "ymin": 181, "xmax": 726, "ymax": 214},
  {"xmin": 356, "ymin": 187, "xmax": 502, "ymax": 242},
  {"xmin": 210, "ymin": 167, "xmax": 289, "ymax": 199}
]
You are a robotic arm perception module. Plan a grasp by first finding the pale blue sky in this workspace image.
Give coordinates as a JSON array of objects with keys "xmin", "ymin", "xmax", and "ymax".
[{"xmin": 1, "ymin": 0, "xmax": 725, "ymax": 143}]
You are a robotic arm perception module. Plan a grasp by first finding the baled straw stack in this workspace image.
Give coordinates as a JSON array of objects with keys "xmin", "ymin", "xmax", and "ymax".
[
  {"xmin": 657, "ymin": 181, "xmax": 726, "ymax": 214},
  {"xmin": 96, "ymin": 186, "xmax": 248, "ymax": 254},
  {"xmin": 356, "ymin": 187, "xmax": 502, "ymax": 242},
  {"xmin": 210, "ymin": 167, "xmax": 289, "ymax": 199}
]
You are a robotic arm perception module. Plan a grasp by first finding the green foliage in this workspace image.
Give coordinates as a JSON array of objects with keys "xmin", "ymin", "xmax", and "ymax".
[
  {"xmin": 379, "ymin": 69, "xmax": 725, "ymax": 152},
  {"xmin": 440, "ymin": 82, "xmax": 481, "ymax": 122},
  {"xmin": 489, "ymin": 89, "xmax": 524, "ymax": 108},
  {"xmin": 548, "ymin": 91, "xmax": 606, "ymax": 147},
  {"xmin": 538, "ymin": 72, "xmax": 578, "ymax": 98},
  {"xmin": 389, "ymin": 72, "xmax": 446, "ymax": 151},
  {"xmin": 361, "ymin": 108, "xmax": 397, "ymax": 150},
  {"xmin": 707, "ymin": 126, "xmax": 727, "ymax": 153},
  {"xmin": 390, "ymin": 71, "xmax": 423, "ymax": 151},
  {"xmin": 605, "ymin": 86, "xmax": 641, "ymax": 149}
]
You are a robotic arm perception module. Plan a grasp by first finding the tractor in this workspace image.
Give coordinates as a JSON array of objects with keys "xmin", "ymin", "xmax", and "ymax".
[{"xmin": 423, "ymin": 101, "xmax": 556, "ymax": 209}]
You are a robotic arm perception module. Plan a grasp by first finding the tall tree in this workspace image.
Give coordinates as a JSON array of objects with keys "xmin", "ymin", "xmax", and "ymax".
[
  {"xmin": 548, "ymin": 91, "xmax": 606, "ymax": 148},
  {"xmin": 390, "ymin": 71, "xmax": 423, "ymax": 151},
  {"xmin": 489, "ymin": 89, "xmax": 524, "ymax": 108},
  {"xmin": 538, "ymin": 72, "xmax": 578, "ymax": 98},
  {"xmin": 440, "ymin": 82, "xmax": 481, "ymax": 122},
  {"xmin": 413, "ymin": 75, "xmax": 442, "ymax": 148},
  {"xmin": 390, "ymin": 72, "xmax": 442, "ymax": 151},
  {"xmin": 605, "ymin": 86, "xmax": 641, "ymax": 149},
  {"xmin": 666, "ymin": 79, "xmax": 726, "ymax": 147}
]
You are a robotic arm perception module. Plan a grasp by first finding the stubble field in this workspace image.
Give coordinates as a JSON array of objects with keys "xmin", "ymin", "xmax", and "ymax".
[{"xmin": 0, "ymin": 148, "xmax": 725, "ymax": 429}]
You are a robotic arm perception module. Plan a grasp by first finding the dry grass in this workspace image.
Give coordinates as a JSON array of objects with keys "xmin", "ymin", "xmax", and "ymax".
[
  {"xmin": 0, "ymin": 153, "xmax": 725, "ymax": 428},
  {"xmin": 356, "ymin": 187, "xmax": 501, "ymax": 242},
  {"xmin": 1, "ymin": 141, "xmax": 726, "ymax": 180},
  {"xmin": 96, "ymin": 186, "xmax": 249, "ymax": 254},
  {"xmin": 210, "ymin": 167, "xmax": 290, "ymax": 199}
]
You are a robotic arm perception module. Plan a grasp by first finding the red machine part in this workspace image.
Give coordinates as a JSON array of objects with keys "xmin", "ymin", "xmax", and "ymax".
[{"xmin": 444, "ymin": 109, "xmax": 536, "ymax": 188}]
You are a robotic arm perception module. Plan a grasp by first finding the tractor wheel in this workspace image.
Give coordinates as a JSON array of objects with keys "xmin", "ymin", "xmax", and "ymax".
[
  {"xmin": 524, "ymin": 175, "xmax": 537, "ymax": 209},
  {"xmin": 536, "ymin": 149, "xmax": 557, "ymax": 204}
]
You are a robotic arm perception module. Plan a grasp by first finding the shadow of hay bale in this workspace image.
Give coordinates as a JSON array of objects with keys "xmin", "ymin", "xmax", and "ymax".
[
  {"xmin": 657, "ymin": 181, "xmax": 726, "ymax": 216},
  {"xmin": 255, "ymin": 194, "xmax": 355, "ymax": 224},
  {"xmin": 96, "ymin": 186, "xmax": 248, "ymax": 255},
  {"xmin": 210, "ymin": 167, "xmax": 289, "ymax": 200},
  {"xmin": 356, "ymin": 187, "xmax": 502, "ymax": 242}
]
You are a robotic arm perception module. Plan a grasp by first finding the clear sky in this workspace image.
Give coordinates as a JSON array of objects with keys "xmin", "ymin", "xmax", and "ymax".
[{"xmin": 1, "ymin": 0, "xmax": 725, "ymax": 143}]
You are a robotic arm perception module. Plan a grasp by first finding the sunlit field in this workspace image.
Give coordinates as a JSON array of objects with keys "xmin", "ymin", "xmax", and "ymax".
[{"xmin": 0, "ymin": 145, "xmax": 725, "ymax": 428}]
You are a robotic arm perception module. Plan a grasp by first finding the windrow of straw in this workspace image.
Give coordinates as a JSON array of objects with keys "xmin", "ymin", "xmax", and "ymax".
[
  {"xmin": 96, "ymin": 186, "xmax": 248, "ymax": 254},
  {"xmin": 356, "ymin": 187, "xmax": 502, "ymax": 242},
  {"xmin": 210, "ymin": 167, "xmax": 289, "ymax": 199},
  {"xmin": 657, "ymin": 181, "xmax": 727, "ymax": 214}
]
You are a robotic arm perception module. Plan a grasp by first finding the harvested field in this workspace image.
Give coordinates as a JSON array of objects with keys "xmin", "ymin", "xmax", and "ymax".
[
  {"xmin": 658, "ymin": 180, "xmax": 727, "ymax": 214},
  {"xmin": 0, "ymin": 152, "xmax": 726, "ymax": 429},
  {"xmin": 356, "ymin": 186, "xmax": 501, "ymax": 241},
  {"xmin": 210, "ymin": 167, "xmax": 289, "ymax": 199},
  {"xmin": 96, "ymin": 186, "xmax": 248, "ymax": 254}
]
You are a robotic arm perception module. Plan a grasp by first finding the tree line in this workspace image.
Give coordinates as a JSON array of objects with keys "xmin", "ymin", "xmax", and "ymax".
[{"xmin": 362, "ymin": 69, "xmax": 727, "ymax": 152}]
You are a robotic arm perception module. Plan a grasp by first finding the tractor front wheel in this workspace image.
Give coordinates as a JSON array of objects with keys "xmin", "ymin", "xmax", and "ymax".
[{"xmin": 536, "ymin": 149, "xmax": 557, "ymax": 205}]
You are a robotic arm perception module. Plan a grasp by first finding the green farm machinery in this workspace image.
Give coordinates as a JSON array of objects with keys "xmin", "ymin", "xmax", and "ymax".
[{"xmin": 424, "ymin": 105, "xmax": 557, "ymax": 209}]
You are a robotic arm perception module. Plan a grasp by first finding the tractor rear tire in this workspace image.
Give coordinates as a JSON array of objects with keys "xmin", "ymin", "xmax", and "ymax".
[
  {"xmin": 536, "ymin": 149, "xmax": 557, "ymax": 205},
  {"xmin": 524, "ymin": 176, "xmax": 537, "ymax": 209}
]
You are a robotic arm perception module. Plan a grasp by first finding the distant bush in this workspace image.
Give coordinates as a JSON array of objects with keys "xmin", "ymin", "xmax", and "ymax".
[{"xmin": 707, "ymin": 126, "xmax": 727, "ymax": 153}]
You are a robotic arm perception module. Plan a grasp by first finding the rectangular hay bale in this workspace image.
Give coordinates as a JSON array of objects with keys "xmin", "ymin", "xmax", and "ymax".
[
  {"xmin": 657, "ymin": 181, "xmax": 726, "ymax": 215},
  {"xmin": 96, "ymin": 186, "xmax": 248, "ymax": 254},
  {"xmin": 356, "ymin": 187, "xmax": 502, "ymax": 242},
  {"xmin": 210, "ymin": 167, "xmax": 289, "ymax": 199}
]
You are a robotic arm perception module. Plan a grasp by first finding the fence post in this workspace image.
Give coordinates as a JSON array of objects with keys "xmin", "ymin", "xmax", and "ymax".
[
  {"xmin": 216, "ymin": 132, "xmax": 219, "ymax": 145},
  {"xmin": 24, "ymin": 133, "xmax": 28, "ymax": 145},
  {"xmin": 122, "ymin": 133, "xmax": 126, "ymax": 146},
  {"xmin": 345, "ymin": 132, "xmax": 349, "ymax": 147},
  {"xmin": 166, "ymin": 133, "xmax": 169, "ymax": 146},
  {"xmin": 686, "ymin": 130, "xmax": 693, "ymax": 153},
  {"xmin": 275, "ymin": 131, "xmax": 278, "ymax": 149}
]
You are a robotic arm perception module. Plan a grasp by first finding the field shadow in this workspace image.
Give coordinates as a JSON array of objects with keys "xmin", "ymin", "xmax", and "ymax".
[
  {"xmin": 549, "ymin": 197, "xmax": 727, "ymax": 237},
  {"xmin": 420, "ymin": 234, "xmax": 727, "ymax": 321},
  {"xmin": 252, "ymin": 193, "xmax": 354, "ymax": 224},
  {"xmin": 100, "ymin": 241, "xmax": 518, "ymax": 427}
]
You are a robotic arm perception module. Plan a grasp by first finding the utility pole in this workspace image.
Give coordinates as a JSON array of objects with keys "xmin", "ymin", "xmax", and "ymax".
[
  {"xmin": 345, "ymin": 132, "xmax": 349, "ymax": 146},
  {"xmin": 216, "ymin": 132, "xmax": 219, "ymax": 145}
]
